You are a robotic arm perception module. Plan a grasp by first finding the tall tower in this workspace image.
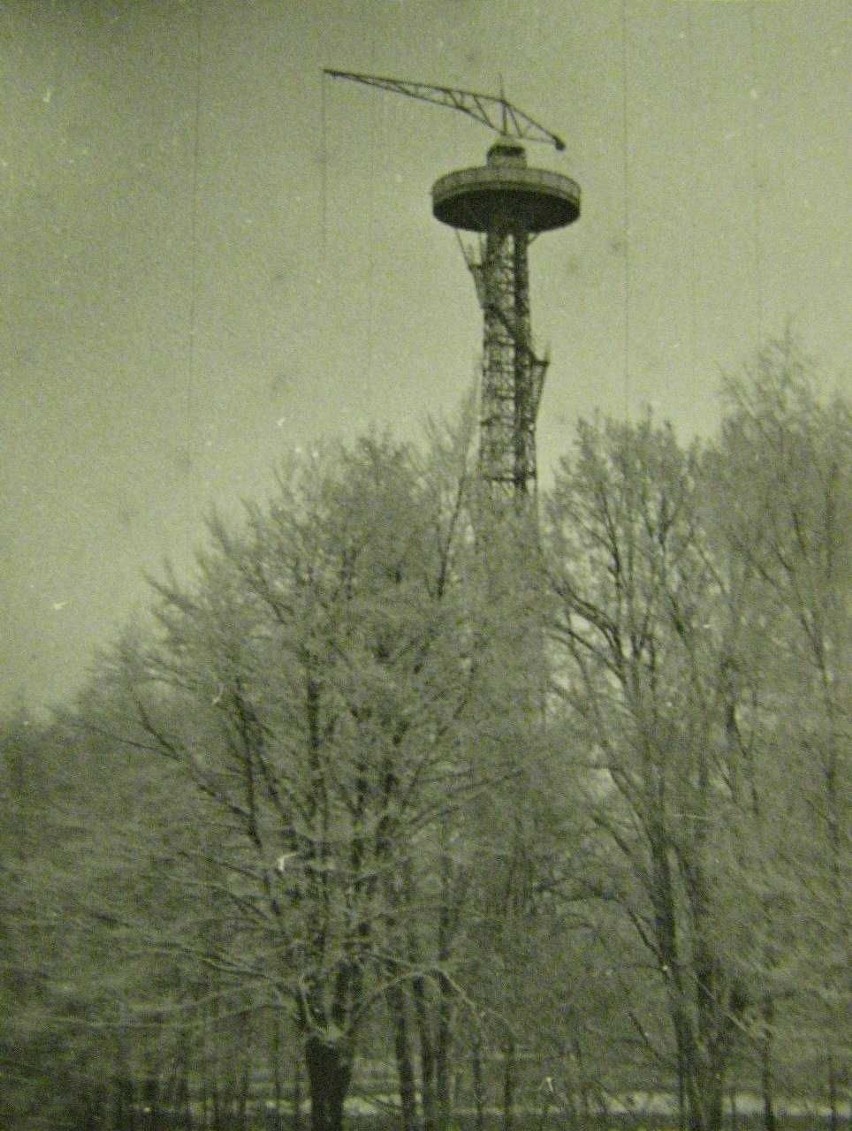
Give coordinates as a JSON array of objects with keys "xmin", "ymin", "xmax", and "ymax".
[
  {"xmin": 324, "ymin": 71, "xmax": 580, "ymax": 498},
  {"xmin": 433, "ymin": 139, "xmax": 579, "ymax": 498}
]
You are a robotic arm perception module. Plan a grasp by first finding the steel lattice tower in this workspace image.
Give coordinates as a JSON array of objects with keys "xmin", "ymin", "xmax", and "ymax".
[
  {"xmin": 324, "ymin": 72, "xmax": 581, "ymax": 498},
  {"xmin": 433, "ymin": 138, "xmax": 579, "ymax": 498}
]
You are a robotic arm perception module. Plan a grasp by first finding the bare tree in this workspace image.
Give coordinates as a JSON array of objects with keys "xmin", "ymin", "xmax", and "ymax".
[
  {"xmin": 708, "ymin": 337, "xmax": 851, "ymax": 1125},
  {"xmin": 545, "ymin": 414, "xmax": 751, "ymax": 1131},
  {"xmin": 107, "ymin": 430, "xmax": 526, "ymax": 1131}
]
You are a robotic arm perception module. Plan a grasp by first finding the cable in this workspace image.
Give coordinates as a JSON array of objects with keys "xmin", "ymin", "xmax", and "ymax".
[
  {"xmin": 321, "ymin": 70, "xmax": 328, "ymax": 262},
  {"xmin": 747, "ymin": 0, "xmax": 765, "ymax": 351},
  {"xmin": 620, "ymin": 0, "xmax": 632, "ymax": 422},
  {"xmin": 186, "ymin": 0, "xmax": 203, "ymax": 535},
  {"xmin": 364, "ymin": 98, "xmax": 380, "ymax": 423},
  {"xmin": 686, "ymin": 6, "xmax": 699, "ymax": 400}
]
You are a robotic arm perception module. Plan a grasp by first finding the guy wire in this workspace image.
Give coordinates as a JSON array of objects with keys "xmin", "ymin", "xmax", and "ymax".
[
  {"xmin": 321, "ymin": 69, "xmax": 328, "ymax": 262},
  {"xmin": 620, "ymin": 0, "xmax": 632, "ymax": 423},
  {"xmin": 186, "ymin": 0, "xmax": 203, "ymax": 537},
  {"xmin": 686, "ymin": 6, "xmax": 699, "ymax": 401},
  {"xmin": 748, "ymin": 0, "xmax": 764, "ymax": 352}
]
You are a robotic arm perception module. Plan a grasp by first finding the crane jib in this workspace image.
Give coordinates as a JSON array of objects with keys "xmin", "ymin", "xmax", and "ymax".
[{"xmin": 323, "ymin": 69, "xmax": 566, "ymax": 151}]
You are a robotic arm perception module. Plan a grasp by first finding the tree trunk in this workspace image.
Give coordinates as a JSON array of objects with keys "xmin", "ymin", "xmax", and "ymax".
[
  {"xmin": 271, "ymin": 1013, "xmax": 283, "ymax": 1131},
  {"xmin": 413, "ymin": 974, "xmax": 438, "ymax": 1131},
  {"xmin": 304, "ymin": 1035, "xmax": 353, "ymax": 1131},
  {"xmin": 293, "ymin": 1056, "xmax": 304, "ymax": 1131},
  {"xmin": 388, "ymin": 982, "xmax": 419, "ymax": 1131},
  {"xmin": 676, "ymin": 1043, "xmax": 686, "ymax": 1131},
  {"xmin": 176, "ymin": 1051, "xmax": 192, "ymax": 1130},
  {"xmin": 828, "ymin": 1052, "xmax": 839, "ymax": 1131},
  {"xmin": 678, "ymin": 1026, "xmax": 703, "ymax": 1131},
  {"xmin": 435, "ymin": 973, "xmax": 454, "ymax": 1131},
  {"xmin": 678, "ymin": 1040, "xmax": 724, "ymax": 1131},
  {"xmin": 760, "ymin": 996, "xmax": 777, "ymax": 1131},
  {"xmin": 502, "ymin": 1035, "xmax": 516, "ymax": 1131},
  {"xmin": 678, "ymin": 1033, "xmax": 729, "ymax": 1131},
  {"xmin": 704, "ymin": 1073, "xmax": 725, "ymax": 1131},
  {"xmin": 471, "ymin": 1031, "xmax": 486, "ymax": 1131},
  {"xmin": 572, "ymin": 1036, "xmax": 592, "ymax": 1125},
  {"xmin": 238, "ymin": 1056, "xmax": 251, "ymax": 1131}
]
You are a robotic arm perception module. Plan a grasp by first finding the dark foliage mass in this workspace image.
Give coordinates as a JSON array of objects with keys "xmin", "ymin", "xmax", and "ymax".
[{"xmin": 1, "ymin": 340, "xmax": 849, "ymax": 1131}]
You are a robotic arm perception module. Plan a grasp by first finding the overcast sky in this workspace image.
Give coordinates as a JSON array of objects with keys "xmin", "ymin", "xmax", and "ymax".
[{"xmin": 3, "ymin": 0, "xmax": 850, "ymax": 716}]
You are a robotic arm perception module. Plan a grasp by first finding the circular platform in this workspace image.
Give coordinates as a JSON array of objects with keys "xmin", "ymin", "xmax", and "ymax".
[{"xmin": 432, "ymin": 162, "xmax": 580, "ymax": 233}]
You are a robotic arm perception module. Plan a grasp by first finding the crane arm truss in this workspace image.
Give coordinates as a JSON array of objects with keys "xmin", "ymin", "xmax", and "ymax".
[{"xmin": 324, "ymin": 69, "xmax": 566, "ymax": 151}]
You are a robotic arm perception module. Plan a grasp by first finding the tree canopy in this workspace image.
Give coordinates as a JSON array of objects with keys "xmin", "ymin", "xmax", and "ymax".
[{"xmin": 2, "ymin": 341, "xmax": 849, "ymax": 1131}]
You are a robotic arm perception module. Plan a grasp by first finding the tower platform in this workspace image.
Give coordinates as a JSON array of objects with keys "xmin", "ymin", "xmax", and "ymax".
[{"xmin": 432, "ymin": 141, "xmax": 580, "ymax": 233}]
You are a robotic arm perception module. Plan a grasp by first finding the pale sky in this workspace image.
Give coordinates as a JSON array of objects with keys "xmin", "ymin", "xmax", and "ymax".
[{"xmin": 2, "ymin": 0, "xmax": 850, "ymax": 715}]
